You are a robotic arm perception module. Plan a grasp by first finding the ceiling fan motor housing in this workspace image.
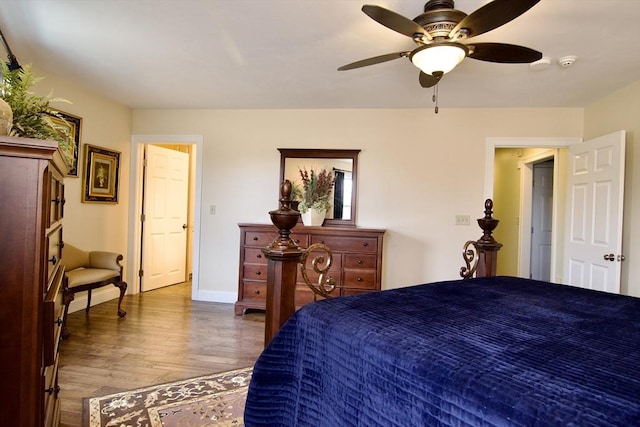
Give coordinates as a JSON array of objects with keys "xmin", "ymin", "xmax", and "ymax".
[{"xmin": 414, "ymin": 0, "xmax": 466, "ymax": 40}]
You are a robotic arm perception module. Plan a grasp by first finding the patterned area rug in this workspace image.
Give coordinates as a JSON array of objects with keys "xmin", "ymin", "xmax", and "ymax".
[{"xmin": 84, "ymin": 366, "xmax": 252, "ymax": 427}]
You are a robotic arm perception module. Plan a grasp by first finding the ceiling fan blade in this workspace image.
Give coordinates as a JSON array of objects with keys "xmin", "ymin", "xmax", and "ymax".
[
  {"xmin": 338, "ymin": 52, "xmax": 409, "ymax": 71},
  {"xmin": 449, "ymin": 0, "xmax": 540, "ymax": 39},
  {"xmin": 362, "ymin": 5, "xmax": 431, "ymax": 40},
  {"xmin": 468, "ymin": 43, "xmax": 542, "ymax": 63},
  {"xmin": 419, "ymin": 71, "xmax": 443, "ymax": 88}
]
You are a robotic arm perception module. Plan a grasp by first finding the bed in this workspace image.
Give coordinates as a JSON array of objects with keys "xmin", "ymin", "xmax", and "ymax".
[{"xmin": 244, "ymin": 200, "xmax": 640, "ymax": 426}]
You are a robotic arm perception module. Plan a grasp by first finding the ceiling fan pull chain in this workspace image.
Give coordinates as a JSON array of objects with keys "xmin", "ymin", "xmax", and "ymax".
[{"xmin": 432, "ymin": 83, "xmax": 439, "ymax": 114}]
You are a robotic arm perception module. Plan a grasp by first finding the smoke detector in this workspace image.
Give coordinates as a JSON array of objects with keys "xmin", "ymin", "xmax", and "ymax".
[{"xmin": 558, "ymin": 55, "xmax": 577, "ymax": 67}]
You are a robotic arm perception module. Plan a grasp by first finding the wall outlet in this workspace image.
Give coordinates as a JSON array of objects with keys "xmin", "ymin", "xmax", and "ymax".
[
  {"xmin": 209, "ymin": 205, "xmax": 216, "ymax": 215},
  {"xmin": 455, "ymin": 215, "xmax": 471, "ymax": 226}
]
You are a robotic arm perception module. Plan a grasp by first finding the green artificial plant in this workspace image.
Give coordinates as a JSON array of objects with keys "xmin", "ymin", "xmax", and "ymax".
[{"xmin": 0, "ymin": 62, "xmax": 70, "ymax": 148}]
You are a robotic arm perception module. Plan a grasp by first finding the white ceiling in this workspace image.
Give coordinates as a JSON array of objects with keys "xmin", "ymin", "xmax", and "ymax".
[{"xmin": 1, "ymin": 0, "xmax": 639, "ymax": 110}]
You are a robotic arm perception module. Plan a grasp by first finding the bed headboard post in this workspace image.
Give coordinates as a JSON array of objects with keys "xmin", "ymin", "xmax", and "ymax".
[
  {"xmin": 461, "ymin": 199, "xmax": 503, "ymax": 278},
  {"xmin": 261, "ymin": 180, "xmax": 303, "ymax": 346},
  {"xmin": 475, "ymin": 199, "xmax": 503, "ymax": 277}
]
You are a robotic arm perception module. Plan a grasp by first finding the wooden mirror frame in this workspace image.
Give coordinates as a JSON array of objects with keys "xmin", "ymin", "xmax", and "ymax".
[{"xmin": 279, "ymin": 148, "xmax": 360, "ymax": 227}]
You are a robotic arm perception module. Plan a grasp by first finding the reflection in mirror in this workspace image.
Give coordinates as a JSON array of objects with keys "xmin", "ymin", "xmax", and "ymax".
[{"xmin": 279, "ymin": 149, "xmax": 360, "ymax": 227}]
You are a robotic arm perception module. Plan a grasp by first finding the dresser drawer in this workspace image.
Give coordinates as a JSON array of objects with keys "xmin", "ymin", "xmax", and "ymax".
[
  {"xmin": 48, "ymin": 169, "xmax": 64, "ymax": 227},
  {"xmin": 241, "ymin": 282, "xmax": 267, "ymax": 302},
  {"xmin": 43, "ymin": 356, "xmax": 61, "ymax": 427},
  {"xmin": 297, "ymin": 266, "xmax": 341, "ymax": 288},
  {"xmin": 46, "ymin": 225, "xmax": 63, "ymax": 282},
  {"xmin": 343, "ymin": 269, "xmax": 376, "ymax": 289},
  {"xmin": 289, "ymin": 232, "xmax": 309, "ymax": 247},
  {"xmin": 244, "ymin": 248, "xmax": 267, "ymax": 265},
  {"xmin": 244, "ymin": 231, "xmax": 277, "ymax": 247},
  {"xmin": 311, "ymin": 235, "xmax": 378, "ymax": 253},
  {"xmin": 344, "ymin": 254, "xmax": 377, "ymax": 269},
  {"xmin": 243, "ymin": 263, "xmax": 268, "ymax": 281},
  {"xmin": 43, "ymin": 266, "xmax": 65, "ymax": 367}
]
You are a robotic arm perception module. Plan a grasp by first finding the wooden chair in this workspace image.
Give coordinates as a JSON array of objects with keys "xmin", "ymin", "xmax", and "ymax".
[{"xmin": 60, "ymin": 243, "xmax": 127, "ymax": 338}]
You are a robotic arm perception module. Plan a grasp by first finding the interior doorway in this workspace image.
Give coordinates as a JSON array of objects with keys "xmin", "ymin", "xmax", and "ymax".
[
  {"xmin": 530, "ymin": 159, "xmax": 554, "ymax": 281},
  {"xmin": 127, "ymin": 135, "xmax": 204, "ymax": 299},
  {"xmin": 485, "ymin": 137, "xmax": 581, "ymax": 282},
  {"xmin": 140, "ymin": 144, "xmax": 191, "ymax": 292}
]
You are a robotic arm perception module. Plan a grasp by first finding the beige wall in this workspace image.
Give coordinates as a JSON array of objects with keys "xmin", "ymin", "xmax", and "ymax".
[
  {"xmin": 32, "ymin": 68, "xmax": 132, "ymax": 306},
  {"xmin": 584, "ymin": 80, "xmax": 640, "ymax": 296},
  {"xmin": 132, "ymin": 108, "xmax": 582, "ymax": 300},
  {"xmin": 32, "ymin": 66, "xmax": 637, "ymax": 301}
]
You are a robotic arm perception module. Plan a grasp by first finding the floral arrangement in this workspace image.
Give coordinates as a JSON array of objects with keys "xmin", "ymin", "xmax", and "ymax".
[{"xmin": 298, "ymin": 167, "xmax": 336, "ymax": 214}]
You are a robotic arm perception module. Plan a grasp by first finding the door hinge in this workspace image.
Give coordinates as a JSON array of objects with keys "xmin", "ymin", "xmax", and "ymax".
[
  {"xmin": 139, "ymin": 269, "xmax": 144, "ymax": 277},
  {"xmin": 140, "ymin": 214, "xmax": 145, "ymax": 222}
]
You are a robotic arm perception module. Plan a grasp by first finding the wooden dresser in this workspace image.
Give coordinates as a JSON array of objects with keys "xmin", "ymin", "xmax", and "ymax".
[
  {"xmin": 0, "ymin": 136, "xmax": 67, "ymax": 426},
  {"xmin": 236, "ymin": 223, "xmax": 385, "ymax": 314}
]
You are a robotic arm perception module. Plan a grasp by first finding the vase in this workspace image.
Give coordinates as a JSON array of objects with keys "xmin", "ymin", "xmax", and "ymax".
[
  {"xmin": 301, "ymin": 208, "xmax": 325, "ymax": 226},
  {"xmin": 0, "ymin": 98, "xmax": 12, "ymax": 136}
]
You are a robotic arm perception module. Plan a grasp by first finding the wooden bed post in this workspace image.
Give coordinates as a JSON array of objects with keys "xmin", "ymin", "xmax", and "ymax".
[
  {"xmin": 262, "ymin": 180, "xmax": 303, "ymax": 346},
  {"xmin": 461, "ymin": 199, "xmax": 503, "ymax": 278},
  {"xmin": 475, "ymin": 199, "xmax": 503, "ymax": 277}
]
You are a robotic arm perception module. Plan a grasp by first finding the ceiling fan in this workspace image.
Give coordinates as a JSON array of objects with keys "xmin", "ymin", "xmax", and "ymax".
[{"xmin": 338, "ymin": 0, "xmax": 543, "ymax": 97}]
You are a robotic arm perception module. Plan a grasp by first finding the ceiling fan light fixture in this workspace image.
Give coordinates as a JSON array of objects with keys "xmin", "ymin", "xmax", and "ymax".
[{"xmin": 410, "ymin": 43, "xmax": 468, "ymax": 75}]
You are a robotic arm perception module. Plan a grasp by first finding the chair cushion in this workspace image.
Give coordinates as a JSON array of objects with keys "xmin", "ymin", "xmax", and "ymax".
[{"xmin": 66, "ymin": 268, "xmax": 120, "ymax": 288}]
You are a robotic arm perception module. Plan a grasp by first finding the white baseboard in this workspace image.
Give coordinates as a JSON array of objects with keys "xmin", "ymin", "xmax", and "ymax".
[
  {"xmin": 193, "ymin": 290, "xmax": 237, "ymax": 304},
  {"xmin": 67, "ymin": 287, "xmax": 122, "ymax": 314}
]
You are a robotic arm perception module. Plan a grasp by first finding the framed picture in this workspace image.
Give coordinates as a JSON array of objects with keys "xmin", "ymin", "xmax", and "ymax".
[
  {"xmin": 82, "ymin": 144, "xmax": 121, "ymax": 203},
  {"xmin": 49, "ymin": 111, "xmax": 82, "ymax": 177}
]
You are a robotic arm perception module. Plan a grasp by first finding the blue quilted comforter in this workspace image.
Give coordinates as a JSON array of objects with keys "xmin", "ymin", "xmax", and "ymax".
[{"xmin": 244, "ymin": 277, "xmax": 640, "ymax": 426}]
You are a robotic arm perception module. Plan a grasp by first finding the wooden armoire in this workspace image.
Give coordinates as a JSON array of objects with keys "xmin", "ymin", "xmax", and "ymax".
[{"xmin": 0, "ymin": 135, "xmax": 67, "ymax": 426}]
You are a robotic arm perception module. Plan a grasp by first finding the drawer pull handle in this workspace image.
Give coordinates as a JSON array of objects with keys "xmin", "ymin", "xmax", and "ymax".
[
  {"xmin": 256, "ymin": 254, "xmax": 262, "ymax": 259},
  {"xmin": 45, "ymin": 385, "xmax": 60, "ymax": 395},
  {"xmin": 320, "ymin": 240, "xmax": 325, "ymax": 244},
  {"xmin": 55, "ymin": 317, "xmax": 63, "ymax": 326},
  {"xmin": 256, "ymin": 271, "xmax": 261, "ymax": 276},
  {"xmin": 357, "ymin": 277, "xmax": 363, "ymax": 282},
  {"xmin": 253, "ymin": 237, "xmax": 259, "ymax": 241},
  {"xmin": 357, "ymin": 260, "xmax": 363, "ymax": 265},
  {"xmin": 362, "ymin": 242, "xmax": 368, "ymax": 247},
  {"xmin": 294, "ymin": 239, "xmax": 299, "ymax": 243},
  {"xmin": 49, "ymin": 255, "xmax": 57, "ymax": 265},
  {"xmin": 254, "ymin": 289, "xmax": 261, "ymax": 295}
]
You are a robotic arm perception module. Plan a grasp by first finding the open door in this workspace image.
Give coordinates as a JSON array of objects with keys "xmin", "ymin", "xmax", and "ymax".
[
  {"xmin": 563, "ymin": 131, "xmax": 626, "ymax": 293},
  {"xmin": 141, "ymin": 145, "xmax": 190, "ymax": 292}
]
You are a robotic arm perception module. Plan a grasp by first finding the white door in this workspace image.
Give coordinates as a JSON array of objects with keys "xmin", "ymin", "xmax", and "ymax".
[
  {"xmin": 530, "ymin": 160, "xmax": 554, "ymax": 281},
  {"xmin": 141, "ymin": 145, "xmax": 190, "ymax": 292},
  {"xmin": 563, "ymin": 131, "xmax": 625, "ymax": 293}
]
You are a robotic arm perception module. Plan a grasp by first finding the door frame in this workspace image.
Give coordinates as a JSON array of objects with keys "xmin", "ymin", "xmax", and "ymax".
[
  {"xmin": 127, "ymin": 135, "xmax": 204, "ymax": 298},
  {"xmin": 484, "ymin": 137, "xmax": 582, "ymax": 281}
]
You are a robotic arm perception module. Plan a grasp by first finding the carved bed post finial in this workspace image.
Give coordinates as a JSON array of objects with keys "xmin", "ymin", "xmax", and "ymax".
[
  {"xmin": 478, "ymin": 198, "xmax": 499, "ymax": 244},
  {"xmin": 460, "ymin": 199, "xmax": 503, "ymax": 279},
  {"xmin": 262, "ymin": 180, "xmax": 303, "ymax": 346}
]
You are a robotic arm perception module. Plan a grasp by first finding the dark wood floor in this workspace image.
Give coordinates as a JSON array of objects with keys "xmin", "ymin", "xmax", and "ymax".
[{"xmin": 58, "ymin": 281, "xmax": 265, "ymax": 426}]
